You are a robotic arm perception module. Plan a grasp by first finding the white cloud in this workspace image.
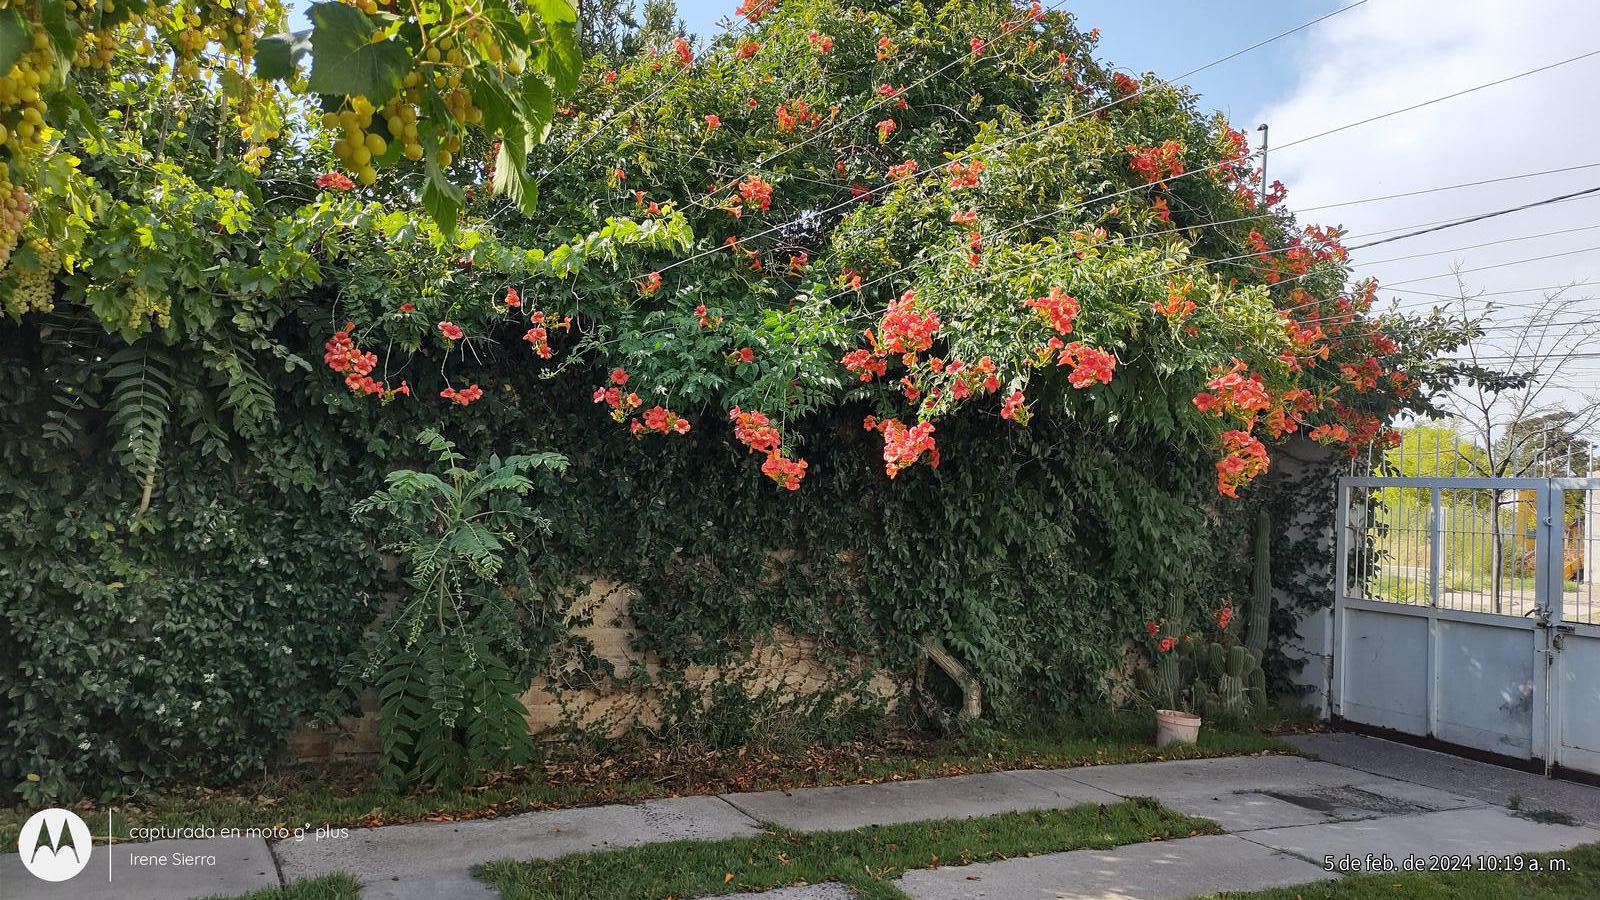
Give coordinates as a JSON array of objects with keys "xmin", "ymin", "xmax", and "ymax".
[{"xmin": 1254, "ymin": 0, "xmax": 1600, "ymax": 415}]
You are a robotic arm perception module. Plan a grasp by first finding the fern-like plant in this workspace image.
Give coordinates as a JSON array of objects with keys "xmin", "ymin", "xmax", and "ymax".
[
  {"xmin": 355, "ymin": 429, "xmax": 567, "ymax": 788},
  {"xmin": 104, "ymin": 342, "xmax": 175, "ymax": 515}
]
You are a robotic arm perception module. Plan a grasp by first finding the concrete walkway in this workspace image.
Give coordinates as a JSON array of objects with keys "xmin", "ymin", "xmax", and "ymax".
[
  {"xmin": 5, "ymin": 733, "xmax": 1597, "ymax": 899},
  {"xmin": 1287, "ymin": 731, "xmax": 1600, "ymax": 825}
]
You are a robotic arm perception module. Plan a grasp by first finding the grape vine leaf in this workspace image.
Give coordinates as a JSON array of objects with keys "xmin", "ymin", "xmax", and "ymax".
[
  {"xmin": 533, "ymin": 0, "xmax": 582, "ymax": 95},
  {"xmin": 422, "ymin": 152, "xmax": 465, "ymax": 239},
  {"xmin": 255, "ymin": 29, "xmax": 313, "ymax": 81},
  {"xmin": 492, "ymin": 139, "xmax": 539, "ymax": 215},
  {"xmin": 304, "ymin": 3, "xmax": 410, "ymax": 105},
  {"xmin": 0, "ymin": 8, "xmax": 31, "ymax": 75},
  {"xmin": 522, "ymin": 78, "xmax": 555, "ymax": 144}
]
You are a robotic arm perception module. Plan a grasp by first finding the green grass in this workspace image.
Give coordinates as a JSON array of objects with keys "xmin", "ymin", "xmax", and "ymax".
[
  {"xmin": 479, "ymin": 798, "xmax": 1217, "ymax": 900},
  {"xmin": 1, "ymin": 716, "xmax": 1290, "ymax": 849},
  {"xmin": 1208, "ymin": 842, "xmax": 1600, "ymax": 899},
  {"xmin": 208, "ymin": 873, "xmax": 360, "ymax": 900}
]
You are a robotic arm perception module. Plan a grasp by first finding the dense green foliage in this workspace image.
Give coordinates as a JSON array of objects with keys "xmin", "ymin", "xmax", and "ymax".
[{"xmin": 3, "ymin": 0, "xmax": 1474, "ymax": 801}]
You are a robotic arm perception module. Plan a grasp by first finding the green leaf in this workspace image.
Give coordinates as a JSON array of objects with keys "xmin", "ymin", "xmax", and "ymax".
[
  {"xmin": 255, "ymin": 29, "xmax": 312, "ymax": 81},
  {"xmin": 305, "ymin": 3, "xmax": 410, "ymax": 105},
  {"xmin": 521, "ymin": 77, "xmax": 554, "ymax": 144},
  {"xmin": 422, "ymin": 165, "xmax": 463, "ymax": 238},
  {"xmin": 491, "ymin": 136, "xmax": 538, "ymax": 215},
  {"xmin": 532, "ymin": 0, "xmax": 581, "ymax": 95},
  {"xmin": 0, "ymin": 8, "xmax": 31, "ymax": 75},
  {"xmin": 479, "ymin": 0, "xmax": 529, "ymax": 49},
  {"xmin": 465, "ymin": 69, "xmax": 518, "ymax": 136},
  {"xmin": 38, "ymin": 0, "xmax": 77, "ymax": 59},
  {"xmin": 47, "ymin": 85, "xmax": 104, "ymax": 143}
]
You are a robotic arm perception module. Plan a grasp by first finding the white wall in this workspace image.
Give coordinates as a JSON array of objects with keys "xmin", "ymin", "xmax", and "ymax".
[{"xmin": 1272, "ymin": 437, "xmax": 1340, "ymax": 720}]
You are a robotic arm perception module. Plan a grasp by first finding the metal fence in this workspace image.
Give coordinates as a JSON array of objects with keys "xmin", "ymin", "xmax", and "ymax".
[
  {"xmin": 1348, "ymin": 481, "xmax": 1595, "ymax": 621},
  {"xmin": 1343, "ymin": 425, "xmax": 1599, "ymax": 624}
]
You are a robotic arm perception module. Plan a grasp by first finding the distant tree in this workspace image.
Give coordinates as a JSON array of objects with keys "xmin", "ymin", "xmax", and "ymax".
[
  {"xmin": 634, "ymin": 0, "xmax": 688, "ymax": 50},
  {"xmin": 579, "ymin": 0, "xmax": 643, "ymax": 60},
  {"xmin": 1495, "ymin": 410, "xmax": 1593, "ymax": 479},
  {"xmin": 577, "ymin": 0, "xmax": 687, "ymax": 62},
  {"xmin": 1431, "ymin": 279, "xmax": 1600, "ymax": 610},
  {"xmin": 1385, "ymin": 421, "xmax": 1485, "ymax": 478}
]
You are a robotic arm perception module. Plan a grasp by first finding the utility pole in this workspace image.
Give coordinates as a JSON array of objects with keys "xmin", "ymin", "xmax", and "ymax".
[{"xmin": 1256, "ymin": 123, "xmax": 1270, "ymax": 205}]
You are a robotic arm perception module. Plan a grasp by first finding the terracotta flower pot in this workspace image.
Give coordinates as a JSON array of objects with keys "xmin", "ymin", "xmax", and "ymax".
[{"xmin": 1155, "ymin": 708, "xmax": 1201, "ymax": 748}]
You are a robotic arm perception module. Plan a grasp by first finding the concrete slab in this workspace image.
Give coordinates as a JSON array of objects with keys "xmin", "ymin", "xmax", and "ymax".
[
  {"xmin": 1289, "ymin": 732, "xmax": 1600, "ymax": 825},
  {"xmin": 357, "ymin": 869, "xmax": 498, "ymax": 900},
  {"xmin": 895, "ymin": 833, "xmax": 1334, "ymax": 900},
  {"xmin": 714, "ymin": 884, "xmax": 857, "ymax": 900},
  {"xmin": 274, "ymin": 795, "xmax": 760, "ymax": 885},
  {"xmin": 719, "ymin": 772, "xmax": 1121, "ymax": 832},
  {"xmin": 0, "ymin": 837, "xmax": 277, "ymax": 900},
  {"xmin": 1014, "ymin": 751, "xmax": 1488, "ymax": 835},
  {"xmin": 1243, "ymin": 805, "xmax": 1600, "ymax": 863},
  {"xmin": 1157, "ymin": 791, "xmax": 1348, "ymax": 832},
  {"xmin": 1043, "ymin": 754, "xmax": 1365, "ymax": 798}
]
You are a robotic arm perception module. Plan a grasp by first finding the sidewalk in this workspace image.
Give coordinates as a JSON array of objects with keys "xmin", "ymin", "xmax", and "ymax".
[{"xmin": 4, "ymin": 734, "xmax": 1597, "ymax": 899}]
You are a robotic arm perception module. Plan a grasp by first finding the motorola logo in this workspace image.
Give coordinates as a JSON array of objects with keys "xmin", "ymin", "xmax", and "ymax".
[{"xmin": 17, "ymin": 808, "xmax": 92, "ymax": 882}]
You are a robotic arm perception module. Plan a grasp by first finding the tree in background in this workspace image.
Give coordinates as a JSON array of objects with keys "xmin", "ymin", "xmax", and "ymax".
[{"xmin": 1428, "ymin": 281, "xmax": 1600, "ymax": 609}]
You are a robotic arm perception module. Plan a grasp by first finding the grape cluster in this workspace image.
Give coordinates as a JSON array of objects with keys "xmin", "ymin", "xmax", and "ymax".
[
  {"xmin": 72, "ymin": 31, "xmax": 118, "ymax": 70},
  {"xmin": 0, "ymin": 183, "xmax": 30, "ymax": 272},
  {"xmin": 125, "ymin": 280, "xmax": 172, "ymax": 331},
  {"xmin": 0, "ymin": 43, "xmax": 51, "ymax": 159},
  {"xmin": 168, "ymin": 1, "xmax": 263, "ymax": 61},
  {"xmin": 324, "ymin": 21, "xmax": 502, "ymax": 182},
  {"xmin": 328, "ymin": 97, "xmax": 391, "ymax": 185},
  {"xmin": 3, "ymin": 238, "xmax": 58, "ymax": 318}
]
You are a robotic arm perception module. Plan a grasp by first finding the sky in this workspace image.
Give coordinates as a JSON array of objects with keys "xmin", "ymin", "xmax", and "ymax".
[{"xmin": 1248, "ymin": 0, "xmax": 1600, "ymax": 436}]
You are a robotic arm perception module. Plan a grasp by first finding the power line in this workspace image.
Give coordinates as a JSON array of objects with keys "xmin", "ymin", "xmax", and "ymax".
[
  {"xmin": 1386, "ymin": 283, "xmax": 1597, "ymax": 302},
  {"xmin": 1434, "ymin": 352, "xmax": 1600, "ymax": 363},
  {"xmin": 1118, "ymin": 227, "xmax": 1600, "ymax": 323},
  {"xmin": 1352, "ymin": 221, "xmax": 1600, "ymax": 266},
  {"xmin": 1344, "ymin": 185, "xmax": 1600, "ymax": 251},
  {"xmin": 800, "ymin": 46, "xmax": 1600, "ymax": 322},
  {"xmin": 1382, "ymin": 245, "xmax": 1600, "ymax": 287},
  {"xmin": 1295, "ymin": 162, "xmax": 1600, "ymax": 212},
  {"xmin": 1472, "ymin": 316, "xmax": 1600, "ymax": 334}
]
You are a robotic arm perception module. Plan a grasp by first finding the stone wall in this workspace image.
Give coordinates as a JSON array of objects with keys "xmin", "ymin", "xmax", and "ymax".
[{"xmin": 285, "ymin": 577, "xmax": 902, "ymax": 762}]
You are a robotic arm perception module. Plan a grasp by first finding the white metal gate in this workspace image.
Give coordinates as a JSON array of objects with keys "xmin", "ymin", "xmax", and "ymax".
[{"xmin": 1333, "ymin": 476, "xmax": 1600, "ymax": 777}]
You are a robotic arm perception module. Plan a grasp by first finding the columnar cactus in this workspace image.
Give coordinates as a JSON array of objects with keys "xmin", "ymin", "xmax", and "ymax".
[
  {"xmin": 1214, "ymin": 673, "xmax": 1248, "ymax": 723},
  {"xmin": 1205, "ymin": 641, "xmax": 1227, "ymax": 678},
  {"xmin": 1248, "ymin": 665, "xmax": 1268, "ymax": 711},
  {"xmin": 1246, "ymin": 508, "xmax": 1272, "ymax": 658}
]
